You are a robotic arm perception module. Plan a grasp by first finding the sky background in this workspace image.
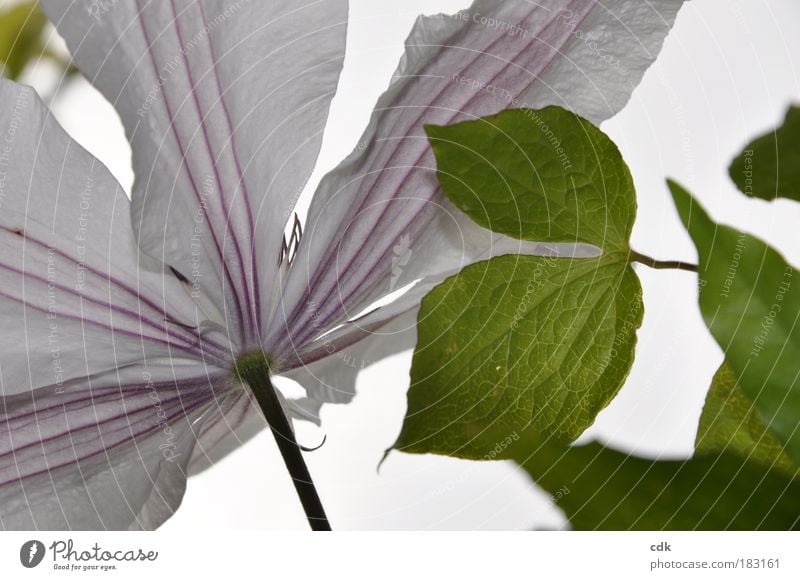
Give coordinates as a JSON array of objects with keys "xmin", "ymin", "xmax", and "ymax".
[{"xmin": 9, "ymin": 0, "xmax": 800, "ymax": 529}]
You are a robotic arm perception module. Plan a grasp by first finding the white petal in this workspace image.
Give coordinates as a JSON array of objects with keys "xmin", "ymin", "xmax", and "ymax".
[
  {"xmin": 0, "ymin": 363, "xmax": 230, "ymax": 530},
  {"xmin": 186, "ymin": 390, "xmax": 263, "ymax": 475},
  {"xmin": 272, "ymin": 0, "xmax": 684, "ymax": 352},
  {"xmin": 280, "ymin": 308, "xmax": 419, "ymax": 409},
  {"xmin": 41, "ymin": 0, "xmax": 348, "ymax": 344},
  {"xmin": 0, "ymin": 78, "xmax": 232, "ymax": 397},
  {"xmin": 187, "ymin": 382, "xmax": 342, "ymax": 474}
]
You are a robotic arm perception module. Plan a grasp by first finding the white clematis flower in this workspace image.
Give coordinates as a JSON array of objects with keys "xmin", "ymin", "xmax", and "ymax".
[{"xmin": 0, "ymin": 0, "xmax": 684, "ymax": 529}]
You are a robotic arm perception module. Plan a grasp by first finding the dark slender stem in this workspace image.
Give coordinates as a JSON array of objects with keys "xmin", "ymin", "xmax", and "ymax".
[
  {"xmin": 238, "ymin": 361, "xmax": 331, "ymax": 531},
  {"xmin": 630, "ymin": 250, "xmax": 699, "ymax": 273}
]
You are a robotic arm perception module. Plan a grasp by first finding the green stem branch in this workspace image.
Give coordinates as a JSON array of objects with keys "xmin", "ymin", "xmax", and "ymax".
[
  {"xmin": 237, "ymin": 357, "xmax": 331, "ymax": 531},
  {"xmin": 630, "ymin": 250, "xmax": 699, "ymax": 273}
]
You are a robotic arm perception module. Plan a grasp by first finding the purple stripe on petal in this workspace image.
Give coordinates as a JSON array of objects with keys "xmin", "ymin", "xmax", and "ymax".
[
  {"xmin": 134, "ymin": 0, "xmax": 250, "ymax": 346},
  {"xmin": 275, "ymin": 0, "xmax": 594, "ymax": 350},
  {"xmin": 0, "ymin": 224, "xmax": 229, "ymax": 354},
  {"xmin": 0, "ymin": 371, "xmax": 226, "ymax": 488},
  {"xmin": 0, "ymin": 252, "xmax": 223, "ymax": 359},
  {"xmin": 197, "ymin": 0, "xmax": 261, "ymax": 339},
  {"xmin": 0, "ymin": 286, "xmax": 207, "ymax": 361},
  {"xmin": 169, "ymin": 0, "xmax": 256, "ymax": 341}
]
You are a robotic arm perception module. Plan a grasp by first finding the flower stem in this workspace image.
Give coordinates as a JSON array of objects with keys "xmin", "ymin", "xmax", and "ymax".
[
  {"xmin": 630, "ymin": 250, "xmax": 699, "ymax": 273},
  {"xmin": 237, "ymin": 356, "xmax": 331, "ymax": 531}
]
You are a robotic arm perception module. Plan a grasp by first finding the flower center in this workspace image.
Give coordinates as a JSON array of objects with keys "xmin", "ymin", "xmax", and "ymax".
[{"xmin": 233, "ymin": 350, "xmax": 274, "ymax": 384}]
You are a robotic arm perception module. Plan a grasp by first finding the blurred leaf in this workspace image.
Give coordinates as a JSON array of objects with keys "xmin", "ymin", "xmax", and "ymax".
[
  {"xmin": 0, "ymin": 2, "xmax": 47, "ymax": 80},
  {"xmin": 729, "ymin": 105, "xmax": 800, "ymax": 201},
  {"xmin": 696, "ymin": 362, "xmax": 797, "ymax": 478},
  {"xmin": 492, "ymin": 424, "xmax": 799, "ymax": 530},
  {"xmin": 669, "ymin": 180, "xmax": 800, "ymax": 465},
  {"xmin": 397, "ymin": 416, "xmax": 799, "ymax": 529},
  {"xmin": 425, "ymin": 106, "xmax": 636, "ymax": 250}
]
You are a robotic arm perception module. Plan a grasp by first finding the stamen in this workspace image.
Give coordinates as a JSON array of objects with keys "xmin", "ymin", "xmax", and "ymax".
[
  {"xmin": 166, "ymin": 266, "xmax": 199, "ymax": 331},
  {"xmin": 170, "ymin": 265, "xmax": 190, "ymax": 284},
  {"xmin": 278, "ymin": 213, "xmax": 303, "ymax": 267}
]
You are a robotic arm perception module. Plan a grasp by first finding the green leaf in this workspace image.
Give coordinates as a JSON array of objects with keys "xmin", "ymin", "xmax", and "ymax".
[
  {"xmin": 729, "ymin": 106, "xmax": 800, "ymax": 201},
  {"xmin": 669, "ymin": 180, "xmax": 800, "ymax": 465},
  {"xmin": 0, "ymin": 2, "xmax": 47, "ymax": 81},
  {"xmin": 425, "ymin": 107, "xmax": 636, "ymax": 251},
  {"xmin": 465, "ymin": 424, "xmax": 800, "ymax": 530},
  {"xmin": 696, "ymin": 362, "xmax": 797, "ymax": 478},
  {"xmin": 395, "ymin": 108, "xmax": 645, "ymax": 454},
  {"xmin": 535, "ymin": 445, "xmax": 800, "ymax": 530},
  {"xmin": 395, "ymin": 251, "xmax": 642, "ymax": 451}
]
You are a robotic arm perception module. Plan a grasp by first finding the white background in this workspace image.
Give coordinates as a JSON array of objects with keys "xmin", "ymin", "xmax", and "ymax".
[{"xmin": 9, "ymin": 0, "xmax": 800, "ymax": 530}]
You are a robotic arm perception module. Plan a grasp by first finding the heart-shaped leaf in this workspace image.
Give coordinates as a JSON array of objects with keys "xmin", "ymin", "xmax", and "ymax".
[{"xmin": 396, "ymin": 107, "xmax": 642, "ymax": 452}]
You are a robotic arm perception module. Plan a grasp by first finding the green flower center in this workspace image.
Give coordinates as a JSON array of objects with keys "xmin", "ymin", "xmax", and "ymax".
[{"xmin": 233, "ymin": 350, "xmax": 273, "ymax": 384}]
